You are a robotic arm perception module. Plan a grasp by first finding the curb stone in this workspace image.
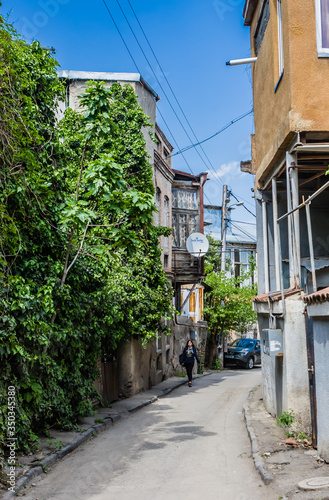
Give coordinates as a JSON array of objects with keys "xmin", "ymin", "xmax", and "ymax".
[
  {"xmin": 243, "ymin": 386, "xmax": 274, "ymax": 485},
  {"xmin": 1, "ymin": 372, "xmax": 211, "ymax": 499},
  {"xmin": 128, "ymin": 396, "xmax": 158, "ymax": 413}
]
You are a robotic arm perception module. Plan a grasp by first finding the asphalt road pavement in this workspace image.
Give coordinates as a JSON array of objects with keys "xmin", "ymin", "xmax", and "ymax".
[{"xmin": 18, "ymin": 369, "xmax": 277, "ymax": 500}]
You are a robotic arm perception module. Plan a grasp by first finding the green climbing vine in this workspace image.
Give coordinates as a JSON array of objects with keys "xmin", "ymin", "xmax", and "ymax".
[{"xmin": 0, "ymin": 15, "xmax": 172, "ymax": 453}]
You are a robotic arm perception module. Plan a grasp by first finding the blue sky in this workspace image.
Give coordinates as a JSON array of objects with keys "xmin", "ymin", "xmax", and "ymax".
[{"xmin": 4, "ymin": 0, "xmax": 256, "ymax": 240}]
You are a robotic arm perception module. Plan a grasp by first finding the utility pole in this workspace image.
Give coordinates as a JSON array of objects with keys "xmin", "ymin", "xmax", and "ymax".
[
  {"xmin": 219, "ymin": 184, "xmax": 228, "ymax": 368},
  {"xmin": 221, "ymin": 185, "xmax": 228, "ymax": 272}
]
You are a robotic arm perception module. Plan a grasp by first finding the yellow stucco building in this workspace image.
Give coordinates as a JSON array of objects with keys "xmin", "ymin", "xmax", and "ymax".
[{"xmin": 242, "ymin": 0, "xmax": 329, "ymax": 457}]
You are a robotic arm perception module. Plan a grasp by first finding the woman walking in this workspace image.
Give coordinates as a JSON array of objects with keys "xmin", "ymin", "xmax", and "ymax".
[{"xmin": 180, "ymin": 340, "xmax": 200, "ymax": 387}]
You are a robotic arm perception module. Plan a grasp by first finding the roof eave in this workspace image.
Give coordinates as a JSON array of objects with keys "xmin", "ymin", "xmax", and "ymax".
[{"xmin": 243, "ymin": 0, "xmax": 258, "ymax": 26}]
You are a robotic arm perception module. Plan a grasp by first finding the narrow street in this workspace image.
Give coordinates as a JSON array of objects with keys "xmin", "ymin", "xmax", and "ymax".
[{"xmin": 19, "ymin": 370, "xmax": 276, "ymax": 500}]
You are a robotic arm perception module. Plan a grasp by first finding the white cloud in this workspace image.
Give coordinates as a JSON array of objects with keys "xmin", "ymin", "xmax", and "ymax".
[{"xmin": 207, "ymin": 161, "xmax": 247, "ymax": 181}]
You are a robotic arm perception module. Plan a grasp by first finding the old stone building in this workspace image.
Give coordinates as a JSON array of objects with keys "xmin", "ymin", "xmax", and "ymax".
[{"xmin": 58, "ymin": 70, "xmax": 208, "ymax": 401}]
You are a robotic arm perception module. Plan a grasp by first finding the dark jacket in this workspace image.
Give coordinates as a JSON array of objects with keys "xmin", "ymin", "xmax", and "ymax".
[{"xmin": 182, "ymin": 346, "xmax": 200, "ymax": 365}]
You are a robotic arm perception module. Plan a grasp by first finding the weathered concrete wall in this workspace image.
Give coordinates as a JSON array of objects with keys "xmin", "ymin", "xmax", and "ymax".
[
  {"xmin": 282, "ymin": 294, "xmax": 311, "ymax": 431},
  {"xmin": 134, "ymin": 82, "xmax": 156, "ymax": 159},
  {"xmin": 257, "ymin": 295, "xmax": 311, "ymax": 431},
  {"xmin": 117, "ymin": 337, "xmax": 163, "ymax": 398},
  {"xmin": 258, "ymin": 314, "xmax": 276, "ymax": 415},
  {"xmin": 61, "ymin": 78, "xmax": 156, "ymax": 160}
]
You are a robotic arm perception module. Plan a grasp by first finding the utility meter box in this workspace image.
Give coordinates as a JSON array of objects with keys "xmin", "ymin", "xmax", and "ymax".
[{"xmin": 261, "ymin": 329, "xmax": 283, "ymax": 357}]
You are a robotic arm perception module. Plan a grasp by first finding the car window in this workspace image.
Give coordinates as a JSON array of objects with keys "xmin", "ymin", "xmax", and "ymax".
[{"xmin": 231, "ymin": 339, "xmax": 255, "ymax": 348}]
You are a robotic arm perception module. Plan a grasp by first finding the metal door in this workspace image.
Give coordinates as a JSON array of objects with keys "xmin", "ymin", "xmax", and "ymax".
[{"xmin": 305, "ymin": 311, "xmax": 317, "ymax": 448}]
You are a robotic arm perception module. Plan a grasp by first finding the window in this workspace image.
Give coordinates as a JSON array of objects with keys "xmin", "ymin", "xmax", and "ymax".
[
  {"xmin": 163, "ymin": 147, "xmax": 170, "ymax": 160},
  {"xmin": 155, "ymin": 134, "xmax": 162, "ymax": 154},
  {"xmin": 254, "ymin": 0, "xmax": 270, "ymax": 55},
  {"xmin": 277, "ymin": 0, "xmax": 284, "ymax": 78},
  {"xmin": 234, "ymin": 249, "xmax": 255, "ymax": 286},
  {"xmin": 316, "ymin": 0, "xmax": 329, "ymax": 56},
  {"xmin": 172, "ymin": 189, "xmax": 197, "ymax": 210},
  {"xmin": 164, "ymin": 196, "xmax": 169, "ymax": 252},
  {"xmin": 155, "ymin": 187, "xmax": 161, "ymax": 226},
  {"xmin": 172, "ymin": 213, "xmax": 199, "ymax": 248}
]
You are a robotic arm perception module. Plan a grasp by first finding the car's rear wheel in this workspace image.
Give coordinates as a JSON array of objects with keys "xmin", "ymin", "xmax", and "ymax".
[{"xmin": 246, "ymin": 356, "xmax": 254, "ymax": 369}]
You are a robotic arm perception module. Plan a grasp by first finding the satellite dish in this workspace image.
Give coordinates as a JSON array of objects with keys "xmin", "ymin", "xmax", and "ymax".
[{"xmin": 186, "ymin": 233, "xmax": 209, "ymax": 257}]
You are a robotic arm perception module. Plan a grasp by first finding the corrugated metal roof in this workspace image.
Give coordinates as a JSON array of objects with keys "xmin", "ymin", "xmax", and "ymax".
[{"xmin": 304, "ymin": 287, "xmax": 329, "ymax": 305}]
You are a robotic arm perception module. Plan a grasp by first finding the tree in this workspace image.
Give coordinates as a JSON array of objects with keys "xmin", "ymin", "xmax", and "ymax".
[
  {"xmin": 0, "ymin": 16, "xmax": 172, "ymax": 453},
  {"xmin": 203, "ymin": 236, "xmax": 257, "ymax": 367}
]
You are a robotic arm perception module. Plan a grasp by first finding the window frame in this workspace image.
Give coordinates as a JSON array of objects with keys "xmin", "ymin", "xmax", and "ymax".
[
  {"xmin": 315, "ymin": 0, "xmax": 329, "ymax": 57},
  {"xmin": 164, "ymin": 196, "xmax": 169, "ymax": 252},
  {"xmin": 277, "ymin": 0, "xmax": 284, "ymax": 75},
  {"xmin": 172, "ymin": 212, "xmax": 199, "ymax": 248},
  {"xmin": 155, "ymin": 187, "xmax": 161, "ymax": 227}
]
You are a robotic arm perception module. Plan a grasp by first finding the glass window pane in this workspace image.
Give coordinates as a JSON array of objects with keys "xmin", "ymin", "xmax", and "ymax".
[
  {"xmin": 172, "ymin": 214, "xmax": 178, "ymax": 247},
  {"xmin": 240, "ymin": 251, "xmax": 248, "ymax": 263},
  {"xmin": 164, "ymin": 196, "xmax": 169, "ymax": 226},
  {"xmin": 179, "ymin": 224, "xmax": 188, "ymax": 248},
  {"xmin": 178, "ymin": 190, "xmax": 186, "ymax": 208},
  {"xmin": 321, "ymin": 0, "xmax": 329, "ymax": 48},
  {"xmin": 188, "ymin": 215, "xmax": 197, "ymax": 235},
  {"xmin": 172, "ymin": 189, "xmax": 178, "ymax": 208}
]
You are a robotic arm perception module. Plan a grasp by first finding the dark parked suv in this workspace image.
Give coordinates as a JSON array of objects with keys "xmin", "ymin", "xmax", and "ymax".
[{"xmin": 224, "ymin": 338, "xmax": 261, "ymax": 369}]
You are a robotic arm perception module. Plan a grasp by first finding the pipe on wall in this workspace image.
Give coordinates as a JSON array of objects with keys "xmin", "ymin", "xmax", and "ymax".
[{"xmin": 262, "ymin": 198, "xmax": 270, "ymax": 293}]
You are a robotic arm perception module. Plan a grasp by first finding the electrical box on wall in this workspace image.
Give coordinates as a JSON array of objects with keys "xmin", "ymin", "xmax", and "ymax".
[{"xmin": 261, "ymin": 329, "xmax": 283, "ymax": 356}]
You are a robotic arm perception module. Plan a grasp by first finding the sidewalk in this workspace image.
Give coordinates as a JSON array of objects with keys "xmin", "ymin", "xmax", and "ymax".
[
  {"xmin": 1, "ymin": 374, "xmax": 208, "ymax": 500},
  {"xmin": 244, "ymin": 384, "xmax": 329, "ymax": 500}
]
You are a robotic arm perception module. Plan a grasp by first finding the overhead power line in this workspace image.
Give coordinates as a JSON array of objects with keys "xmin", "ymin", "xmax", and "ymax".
[
  {"xmin": 230, "ymin": 221, "xmax": 256, "ymax": 241},
  {"xmin": 125, "ymin": 1, "xmax": 258, "ymax": 211},
  {"xmin": 101, "ymin": 0, "xmax": 256, "ymax": 216},
  {"xmin": 231, "ymin": 220, "xmax": 256, "ymax": 226},
  {"xmin": 171, "ymin": 109, "xmax": 254, "ymax": 157},
  {"xmin": 126, "ymin": 0, "xmax": 220, "ymax": 177},
  {"xmin": 101, "ymin": 0, "xmax": 141, "ymax": 73},
  {"xmin": 100, "ymin": 0, "xmax": 199, "ymax": 181},
  {"xmin": 230, "ymin": 191, "xmax": 256, "ymax": 217},
  {"xmin": 113, "ymin": 0, "xmax": 217, "ymax": 176}
]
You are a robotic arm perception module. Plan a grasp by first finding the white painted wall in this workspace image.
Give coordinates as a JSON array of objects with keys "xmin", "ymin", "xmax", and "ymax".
[{"xmin": 282, "ymin": 294, "xmax": 311, "ymax": 431}]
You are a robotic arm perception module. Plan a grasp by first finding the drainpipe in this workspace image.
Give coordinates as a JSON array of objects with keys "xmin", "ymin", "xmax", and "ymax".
[
  {"xmin": 262, "ymin": 198, "xmax": 270, "ymax": 293},
  {"xmin": 290, "ymin": 162, "xmax": 301, "ymax": 288},
  {"xmin": 286, "ymin": 152, "xmax": 299, "ymax": 288},
  {"xmin": 272, "ymin": 178, "xmax": 281, "ymax": 291}
]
